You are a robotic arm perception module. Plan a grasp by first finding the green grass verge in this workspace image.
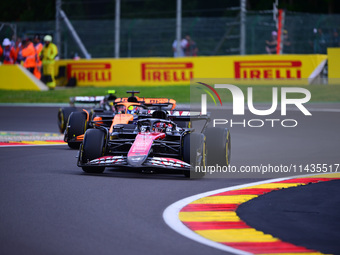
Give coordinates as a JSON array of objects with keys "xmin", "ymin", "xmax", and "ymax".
[
  {"xmin": 0, "ymin": 86, "xmax": 190, "ymax": 103},
  {"xmin": 0, "ymin": 85, "xmax": 340, "ymax": 103}
]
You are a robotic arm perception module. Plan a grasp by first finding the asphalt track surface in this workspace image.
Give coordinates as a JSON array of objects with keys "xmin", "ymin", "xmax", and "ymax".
[
  {"xmin": 0, "ymin": 105, "xmax": 339, "ymax": 255},
  {"xmin": 238, "ymin": 179, "xmax": 340, "ymax": 255}
]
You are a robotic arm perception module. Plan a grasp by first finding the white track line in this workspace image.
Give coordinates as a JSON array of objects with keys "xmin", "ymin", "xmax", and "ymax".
[{"xmin": 163, "ymin": 173, "xmax": 331, "ymax": 254}]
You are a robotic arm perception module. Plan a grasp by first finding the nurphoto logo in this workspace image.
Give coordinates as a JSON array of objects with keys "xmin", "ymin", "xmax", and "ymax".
[{"xmin": 196, "ymin": 82, "xmax": 311, "ymax": 128}]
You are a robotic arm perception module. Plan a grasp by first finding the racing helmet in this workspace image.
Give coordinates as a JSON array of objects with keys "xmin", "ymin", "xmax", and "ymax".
[
  {"xmin": 153, "ymin": 122, "xmax": 167, "ymax": 133},
  {"xmin": 127, "ymin": 105, "xmax": 139, "ymax": 115},
  {"xmin": 116, "ymin": 105, "xmax": 126, "ymax": 114}
]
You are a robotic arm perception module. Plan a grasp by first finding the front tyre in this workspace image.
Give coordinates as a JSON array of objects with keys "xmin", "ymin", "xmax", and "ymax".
[
  {"xmin": 65, "ymin": 111, "xmax": 87, "ymax": 149},
  {"xmin": 182, "ymin": 132, "xmax": 206, "ymax": 178},
  {"xmin": 58, "ymin": 107, "xmax": 77, "ymax": 133},
  {"xmin": 80, "ymin": 129, "xmax": 106, "ymax": 174},
  {"xmin": 205, "ymin": 127, "xmax": 231, "ymax": 166}
]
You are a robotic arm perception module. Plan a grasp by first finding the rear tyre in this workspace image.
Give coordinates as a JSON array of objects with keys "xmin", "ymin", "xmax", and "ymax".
[
  {"xmin": 80, "ymin": 129, "xmax": 106, "ymax": 173},
  {"xmin": 66, "ymin": 111, "xmax": 87, "ymax": 149},
  {"xmin": 205, "ymin": 127, "xmax": 231, "ymax": 166},
  {"xmin": 183, "ymin": 132, "xmax": 206, "ymax": 178},
  {"xmin": 58, "ymin": 107, "xmax": 77, "ymax": 133}
]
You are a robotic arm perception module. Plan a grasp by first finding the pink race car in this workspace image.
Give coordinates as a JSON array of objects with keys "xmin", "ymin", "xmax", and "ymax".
[{"xmin": 77, "ymin": 107, "xmax": 231, "ymax": 178}]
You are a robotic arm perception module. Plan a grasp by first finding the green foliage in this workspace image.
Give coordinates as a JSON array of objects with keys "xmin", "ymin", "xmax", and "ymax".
[
  {"xmin": 0, "ymin": 0, "xmax": 54, "ymax": 21},
  {"xmin": 1, "ymin": 0, "xmax": 340, "ymax": 22},
  {"xmin": 0, "ymin": 86, "xmax": 190, "ymax": 103}
]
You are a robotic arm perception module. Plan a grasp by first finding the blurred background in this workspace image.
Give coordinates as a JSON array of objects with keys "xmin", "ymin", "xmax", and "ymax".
[{"xmin": 0, "ymin": 0, "xmax": 339, "ymax": 59}]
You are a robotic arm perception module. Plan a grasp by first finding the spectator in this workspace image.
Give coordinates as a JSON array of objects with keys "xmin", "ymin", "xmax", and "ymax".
[
  {"xmin": 313, "ymin": 28, "xmax": 327, "ymax": 54},
  {"xmin": 283, "ymin": 30, "xmax": 292, "ymax": 54},
  {"xmin": 330, "ymin": 29, "xmax": 340, "ymax": 47},
  {"xmin": 184, "ymin": 35, "xmax": 198, "ymax": 56},
  {"xmin": 15, "ymin": 37, "xmax": 24, "ymax": 64},
  {"xmin": 73, "ymin": 52, "xmax": 80, "ymax": 60},
  {"xmin": 21, "ymin": 38, "xmax": 37, "ymax": 75},
  {"xmin": 33, "ymin": 35, "xmax": 43, "ymax": 80},
  {"xmin": 172, "ymin": 37, "xmax": 188, "ymax": 57},
  {"xmin": 40, "ymin": 35, "xmax": 58, "ymax": 89},
  {"xmin": 265, "ymin": 31, "xmax": 278, "ymax": 54},
  {"xmin": 1, "ymin": 38, "xmax": 17, "ymax": 64},
  {"xmin": 10, "ymin": 35, "xmax": 16, "ymax": 48}
]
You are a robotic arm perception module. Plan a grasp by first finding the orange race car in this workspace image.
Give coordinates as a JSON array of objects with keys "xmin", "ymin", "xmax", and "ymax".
[
  {"xmin": 64, "ymin": 91, "xmax": 177, "ymax": 149},
  {"xmin": 57, "ymin": 90, "xmax": 117, "ymax": 134}
]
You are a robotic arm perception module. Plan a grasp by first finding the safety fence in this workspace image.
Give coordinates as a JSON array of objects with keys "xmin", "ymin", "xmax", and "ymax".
[{"xmin": 1, "ymin": 12, "xmax": 340, "ymax": 59}]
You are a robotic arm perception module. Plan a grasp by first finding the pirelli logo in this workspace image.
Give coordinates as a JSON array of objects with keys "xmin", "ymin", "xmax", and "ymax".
[
  {"xmin": 234, "ymin": 60, "xmax": 302, "ymax": 79},
  {"xmin": 67, "ymin": 63, "xmax": 112, "ymax": 82},
  {"xmin": 141, "ymin": 62, "xmax": 193, "ymax": 82}
]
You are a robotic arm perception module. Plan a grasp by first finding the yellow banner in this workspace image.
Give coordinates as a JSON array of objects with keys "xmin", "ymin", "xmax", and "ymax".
[
  {"xmin": 327, "ymin": 48, "xmax": 340, "ymax": 85},
  {"xmin": 0, "ymin": 65, "xmax": 48, "ymax": 91},
  {"xmin": 55, "ymin": 54, "xmax": 327, "ymax": 86}
]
